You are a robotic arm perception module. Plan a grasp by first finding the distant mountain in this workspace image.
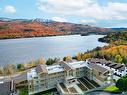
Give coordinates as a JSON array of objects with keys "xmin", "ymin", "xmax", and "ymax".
[
  {"xmin": 0, "ymin": 17, "xmax": 112, "ymax": 39},
  {"xmin": 32, "ymin": 18, "xmax": 112, "ymax": 35},
  {"xmin": 0, "ymin": 18, "xmax": 63, "ymax": 39},
  {"xmin": 111, "ymin": 28, "xmax": 127, "ymax": 31},
  {"xmin": 0, "ymin": 17, "xmax": 28, "ymax": 22}
]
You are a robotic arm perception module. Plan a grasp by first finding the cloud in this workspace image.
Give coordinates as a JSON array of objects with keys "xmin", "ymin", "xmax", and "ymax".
[
  {"xmin": 37, "ymin": 0, "xmax": 127, "ymax": 20},
  {"xmin": 52, "ymin": 17, "xmax": 67, "ymax": 22},
  {"xmin": 80, "ymin": 19, "xmax": 96, "ymax": 24},
  {"xmin": 3, "ymin": 5, "xmax": 16, "ymax": 14}
]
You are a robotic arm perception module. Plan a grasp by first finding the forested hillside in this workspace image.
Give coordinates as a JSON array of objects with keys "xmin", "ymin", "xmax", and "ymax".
[
  {"xmin": 98, "ymin": 31, "xmax": 127, "ymax": 44},
  {"xmin": 74, "ymin": 31, "xmax": 127, "ymax": 64},
  {"xmin": 0, "ymin": 20, "xmax": 63, "ymax": 39},
  {"xmin": 0, "ymin": 18, "xmax": 112, "ymax": 39}
]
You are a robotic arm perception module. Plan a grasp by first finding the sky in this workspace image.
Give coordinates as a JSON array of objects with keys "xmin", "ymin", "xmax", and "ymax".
[{"xmin": 0, "ymin": 0, "xmax": 127, "ymax": 28}]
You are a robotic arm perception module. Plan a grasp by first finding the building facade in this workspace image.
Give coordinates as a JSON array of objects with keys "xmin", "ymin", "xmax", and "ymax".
[
  {"xmin": 88, "ymin": 58, "xmax": 127, "ymax": 78},
  {"xmin": 28, "ymin": 60, "xmax": 112, "ymax": 95}
]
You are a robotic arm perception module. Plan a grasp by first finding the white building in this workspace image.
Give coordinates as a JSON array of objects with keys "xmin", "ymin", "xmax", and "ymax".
[
  {"xmin": 27, "ymin": 60, "xmax": 112, "ymax": 95},
  {"xmin": 88, "ymin": 58, "xmax": 127, "ymax": 78}
]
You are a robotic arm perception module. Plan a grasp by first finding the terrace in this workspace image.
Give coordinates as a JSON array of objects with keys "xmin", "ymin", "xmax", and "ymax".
[
  {"xmin": 78, "ymin": 78, "xmax": 95, "ymax": 89},
  {"xmin": 58, "ymin": 77, "xmax": 100, "ymax": 94},
  {"xmin": 46, "ymin": 65, "xmax": 64, "ymax": 74},
  {"xmin": 67, "ymin": 61, "xmax": 89, "ymax": 69},
  {"xmin": 59, "ymin": 83, "xmax": 69, "ymax": 93}
]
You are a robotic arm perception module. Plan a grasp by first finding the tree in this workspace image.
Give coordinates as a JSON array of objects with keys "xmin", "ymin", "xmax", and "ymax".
[
  {"xmin": 27, "ymin": 60, "xmax": 36, "ymax": 68},
  {"xmin": 76, "ymin": 53, "xmax": 82, "ymax": 61},
  {"xmin": 4, "ymin": 64, "xmax": 16, "ymax": 76},
  {"xmin": 116, "ymin": 76, "xmax": 127, "ymax": 92},
  {"xmin": 38, "ymin": 58, "xmax": 45, "ymax": 65},
  {"xmin": 115, "ymin": 55, "xmax": 123, "ymax": 63},
  {"xmin": 46, "ymin": 58, "xmax": 59, "ymax": 65},
  {"xmin": 17, "ymin": 64, "xmax": 24, "ymax": 70},
  {"xmin": 0, "ymin": 67, "xmax": 3, "ymax": 76},
  {"xmin": 63, "ymin": 56, "xmax": 72, "ymax": 61}
]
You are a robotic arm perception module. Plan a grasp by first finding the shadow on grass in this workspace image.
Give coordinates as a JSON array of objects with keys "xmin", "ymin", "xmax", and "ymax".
[{"xmin": 34, "ymin": 88, "xmax": 57, "ymax": 95}]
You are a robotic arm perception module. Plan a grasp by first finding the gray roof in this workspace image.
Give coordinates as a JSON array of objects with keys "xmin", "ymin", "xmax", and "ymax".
[
  {"xmin": 108, "ymin": 63, "xmax": 117, "ymax": 67},
  {"xmin": 0, "ymin": 73, "xmax": 27, "ymax": 84},
  {"xmin": 0, "ymin": 81, "xmax": 14, "ymax": 95},
  {"xmin": 13, "ymin": 73, "xmax": 27, "ymax": 84},
  {"xmin": 88, "ymin": 58, "xmax": 108, "ymax": 64},
  {"xmin": 36, "ymin": 64, "xmax": 47, "ymax": 74},
  {"xmin": 88, "ymin": 58, "xmax": 126, "ymax": 71},
  {"xmin": 113, "ymin": 64, "xmax": 125, "ymax": 71},
  {"xmin": 66, "ymin": 60, "xmax": 78, "ymax": 63},
  {"xmin": 88, "ymin": 63, "xmax": 108, "ymax": 74},
  {"xmin": 59, "ymin": 61, "xmax": 72, "ymax": 71}
]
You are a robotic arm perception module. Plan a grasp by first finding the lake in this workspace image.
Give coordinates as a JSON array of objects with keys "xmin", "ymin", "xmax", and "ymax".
[{"xmin": 0, "ymin": 35, "xmax": 107, "ymax": 65}]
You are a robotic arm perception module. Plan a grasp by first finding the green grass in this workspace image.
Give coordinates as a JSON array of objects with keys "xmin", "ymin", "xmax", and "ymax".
[
  {"xmin": 104, "ymin": 85, "xmax": 119, "ymax": 92},
  {"xmin": 18, "ymin": 86, "xmax": 28, "ymax": 95}
]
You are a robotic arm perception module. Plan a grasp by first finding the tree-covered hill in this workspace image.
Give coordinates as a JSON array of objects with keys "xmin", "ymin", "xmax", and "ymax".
[
  {"xmin": 98, "ymin": 31, "xmax": 127, "ymax": 44},
  {"xmin": 0, "ymin": 17, "xmax": 112, "ymax": 39},
  {"xmin": 74, "ymin": 31, "xmax": 127, "ymax": 64}
]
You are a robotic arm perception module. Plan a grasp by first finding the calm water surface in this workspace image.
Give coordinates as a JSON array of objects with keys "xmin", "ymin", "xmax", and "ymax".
[{"xmin": 0, "ymin": 35, "xmax": 107, "ymax": 65}]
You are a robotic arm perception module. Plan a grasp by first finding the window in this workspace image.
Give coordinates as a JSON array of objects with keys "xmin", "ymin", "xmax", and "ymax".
[{"xmin": 99, "ymin": 72, "xmax": 102, "ymax": 75}]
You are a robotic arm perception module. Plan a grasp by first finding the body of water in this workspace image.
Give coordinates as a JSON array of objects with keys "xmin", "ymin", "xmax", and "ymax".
[{"xmin": 0, "ymin": 35, "xmax": 107, "ymax": 65}]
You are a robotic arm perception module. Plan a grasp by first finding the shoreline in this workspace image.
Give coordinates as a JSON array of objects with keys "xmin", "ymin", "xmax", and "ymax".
[
  {"xmin": 0, "ymin": 32, "xmax": 108, "ymax": 40},
  {"xmin": 0, "ymin": 34, "xmax": 80, "ymax": 40}
]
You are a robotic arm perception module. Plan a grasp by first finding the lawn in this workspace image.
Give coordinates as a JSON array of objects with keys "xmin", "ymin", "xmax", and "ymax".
[
  {"xmin": 17, "ymin": 86, "xmax": 28, "ymax": 95},
  {"xmin": 104, "ymin": 85, "xmax": 119, "ymax": 92}
]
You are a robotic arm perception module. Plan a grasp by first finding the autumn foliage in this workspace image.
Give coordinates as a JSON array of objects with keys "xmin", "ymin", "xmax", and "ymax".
[{"xmin": 0, "ymin": 21, "xmax": 64, "ymax": 39}]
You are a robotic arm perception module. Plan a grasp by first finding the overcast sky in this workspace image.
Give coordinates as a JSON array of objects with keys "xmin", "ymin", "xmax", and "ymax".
[{"xmin": 0, "ymin": 0, "xmax": 127, "ymax": 28}]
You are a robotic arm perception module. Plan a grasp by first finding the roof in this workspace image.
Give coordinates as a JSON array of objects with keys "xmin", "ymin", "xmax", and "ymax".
[
  {"xmin": 88, "ymin": 58, "xmax": 108, "ymax": 64},
  {"xmin": 67, "ymin": 61, "xmax": 88, "ymax": 69},
  {"xmin": 88, "ymin": 63, "xmax": 108, "ymax": 74},
  {"xmin": 59, "ymin": 61, "xmax": 72, "ymax": 71},
  {"xmin": 46, "ymin": 64, "xmax": 64, "ymax": 74},
  {"xmin": 0, "ymin": 81, "xmax": 14, "ymax": 95},
  {"xmin": 108, "ymin": 63, "xmax": 117, "ymax": 67},
  {"xmin": 66, "ymin": 60, "xmax": 78, "ymax": 63},
  {"xmin": 88, "ymin": 58, "xmax": 126, "ymax": 71},
  {"xmin": 113, "ymin": 64, "xmax": 125, "ymax": 71},
  {"xmin": 36, "ymin": 64, "xmax": 47, "ymax": 74},
  {"xmin": 105, "ymin": 62, "xmax": 112, "ymax": 66},
  {"xmin": 0, "ymin": 73, "xmax": 27, "ymax": 84},
  {"xmin": 35, "ymin": 60, "xmax": 90, "ymax": 74},
  {"xmin": 13, "ymin": 72, "xmax": 27, "ymax": 83}
]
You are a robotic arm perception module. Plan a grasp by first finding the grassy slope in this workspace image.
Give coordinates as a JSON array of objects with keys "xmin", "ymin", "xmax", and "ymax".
[{"xmin": 104, "ymin": 85, "xmax": 120, "ymax": 92}]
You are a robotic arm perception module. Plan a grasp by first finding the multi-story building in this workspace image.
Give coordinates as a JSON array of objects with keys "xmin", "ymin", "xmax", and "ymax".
[
  {"xmin": 88, "ymin": 58, "xmax": 127, "ymax": 77},
  {"xmin": 27, "ymin": 60, "xmax": 112, "ymax": 95}
]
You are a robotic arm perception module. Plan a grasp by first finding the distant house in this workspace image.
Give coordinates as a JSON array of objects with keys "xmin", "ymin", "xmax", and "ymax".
[
  {"xmin": 0, "ymin": 81, "xmax": 15, "ymax": 95},
  {"xmin": 0, "ymin": 72, "xmax": 28, "ymax": 88},
  {"xmin": 87, "ymin": 63, "xmax": 112, "ymax": 85},
  {"xmin": 87, "ymin": 58, "xmax": 127, "ymax": 77},
  {"xmin": 13, "ymin": 72, "xmax": 28, "ymax": 87}
]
